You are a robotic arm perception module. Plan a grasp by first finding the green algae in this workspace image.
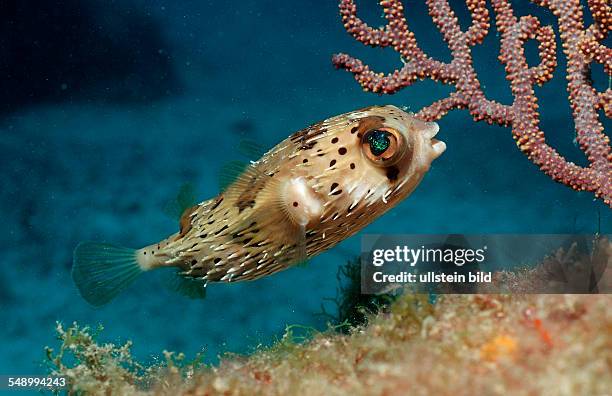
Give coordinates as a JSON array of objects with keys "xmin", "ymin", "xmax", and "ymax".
[
  {"xmin": 319, "ymin": 258, "xmax": 396, "ymax": 333},
  {"xmin": 45, "ymin": 322, "xmax": 205, "ymax": 395}
]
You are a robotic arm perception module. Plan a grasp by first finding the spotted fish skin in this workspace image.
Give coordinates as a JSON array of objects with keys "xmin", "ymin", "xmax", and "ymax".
[{"xmin": 133, "ymin": 105, "xmax": 446, "ymax": 285}]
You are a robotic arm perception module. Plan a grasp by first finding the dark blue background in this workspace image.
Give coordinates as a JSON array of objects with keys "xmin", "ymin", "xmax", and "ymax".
[{"xmin": 1, "ymin": 0, "xmax": 609, "ymax": 376}]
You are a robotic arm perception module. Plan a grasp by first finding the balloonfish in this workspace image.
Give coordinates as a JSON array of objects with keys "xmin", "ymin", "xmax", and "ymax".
[{"xmin": 73, "ymin": 105, "xmax": 446, "ymax": 306}]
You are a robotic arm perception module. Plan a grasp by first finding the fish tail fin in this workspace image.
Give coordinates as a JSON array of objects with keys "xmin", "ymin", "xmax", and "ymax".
[{"xmin": 72, "ymin": 242, "xmax": 143, "ymax": 307}]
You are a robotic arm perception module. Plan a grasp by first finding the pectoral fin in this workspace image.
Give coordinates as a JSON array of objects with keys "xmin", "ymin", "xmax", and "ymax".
[
  {"xmin": 222, "ymin": 163, "xmax": 310, "ymax": 267},
  {"xmin": 218, "ymin": 160, "xmax": 249, "ymax": 193}
]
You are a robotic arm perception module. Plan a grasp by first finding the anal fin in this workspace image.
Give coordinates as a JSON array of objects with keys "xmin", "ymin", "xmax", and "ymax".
[{"xmin": 161, "ymin": 268, "xmax": 207, "ymax": 299}]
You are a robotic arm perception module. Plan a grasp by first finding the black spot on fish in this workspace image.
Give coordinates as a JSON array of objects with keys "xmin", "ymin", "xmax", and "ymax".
[
  {"xmin": 386, "ymin": 166, "xmax": 399, "ymax": 181},
  {"xmin": 200, "ymin": 233, "xmax": 208, "ymax": 238},
  {"xmin": 290, "ymin": 127, "xmax": 308, "ymax": 141},
  {"xmin": 303, "ymin": 158, "xmax": 308, "ymax": 163},
  {"xmin": 350, "ymin": 163, "xmax": 355, "ymax": 169},
  {"xmin": 237, "ymin": 199, "xmax": 256, "ymax": 212},
  {"xmin": 211, "ymin": 196, "xmax": 223, "ymax": 210},
  {"xmin": 330, "ymin": 182, "xmax": 339, "ymax": 192},
  {"xmin": 331, "ymin": 189, "xmax": 343, "ymax": 196},
  {"xmin": 351, "ymin": 126, "xmax": 359, "ymax": 134},
  {"xmin": 338, "ymin": 147, "xmax": 347, "ymax": 155},
  {"xmin": 214, "ymin": 257, "xmax": 222, "ymax": 264},
  {"xmin": 293, "ymin": 201, "xmax": 299, "ymax": 207},
  {"xmin": 300, "ymin": 141, "xmax": 317, "ymax": 150},
  {"xmin": 331, "ymin": 137, "xmax": 339, "ymax": 144},
  {"xmin": 191, "ymin": 259, "xmax": 197, "ymax": 265},
  {"xmin": 291, "ymin": 122, "xmax": 327, "ymax": 145},
  {"xmin": 329, "ymin": 159, "xmax": 336, "ymax": 167},
  {"xmin": 214, "ymin": 224, "xmax": 229, "ymax": 235}
]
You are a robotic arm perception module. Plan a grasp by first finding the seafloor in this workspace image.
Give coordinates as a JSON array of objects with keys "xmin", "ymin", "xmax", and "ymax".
[
  {"xmin": 1, "ymin": 0, "xmax": 610, "ymax": 383},
  {"xmin": 48, "ymin": 293, "xmax": 612, "ymax": 395}
]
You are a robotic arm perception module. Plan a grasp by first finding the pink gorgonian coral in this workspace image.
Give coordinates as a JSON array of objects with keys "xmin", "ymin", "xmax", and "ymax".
[{"xmin": 332, "ymin": 0, "xmax": 611, "ymax": 207}]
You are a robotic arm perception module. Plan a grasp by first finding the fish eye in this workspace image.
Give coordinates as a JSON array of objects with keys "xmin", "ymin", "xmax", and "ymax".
[{"xmin": 361, "ymin": 128, "xmax": 403, "ymax": 165}]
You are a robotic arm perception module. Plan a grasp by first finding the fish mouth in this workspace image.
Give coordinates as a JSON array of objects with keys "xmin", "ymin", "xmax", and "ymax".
[
  {"xmin": 430, "ymin": 138, "xmax": 446, "ymax": 159},
  {"xmin": 423, "ymin": 122, "xmax": 440, "ymax": 139},
  {"xmin": 411, "ymin": 119, "xmax": 445, "ymax": 159}
]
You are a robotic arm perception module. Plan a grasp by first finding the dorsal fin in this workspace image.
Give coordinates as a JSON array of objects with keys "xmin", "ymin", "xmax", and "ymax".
[
  {"xmin": 163, "ymin": 183, "xmax": 197, "ymax": 221},
  {"xmin": 178, "ymin": 204, "xmax": 199, "ymax": 237}
]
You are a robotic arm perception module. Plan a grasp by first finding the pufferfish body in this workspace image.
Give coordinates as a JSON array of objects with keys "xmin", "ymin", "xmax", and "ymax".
[{"xmin": 72, "ymin": 105, "xmax": 446, "ymax": 306}]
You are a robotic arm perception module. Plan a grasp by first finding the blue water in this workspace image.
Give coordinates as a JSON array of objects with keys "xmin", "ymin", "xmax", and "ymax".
[{"xmin": 1, "ymin": 0, "xmax": 609, "ymax": 378}]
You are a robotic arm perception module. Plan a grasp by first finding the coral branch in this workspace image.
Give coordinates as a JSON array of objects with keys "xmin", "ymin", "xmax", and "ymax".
[
  {"xmin": 333, "ymin": 0, "xmax": 612, "ymax": 206},
  {"xmin": 597, "ymin": 89, "xmax": 611, "ymax": 117}
]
